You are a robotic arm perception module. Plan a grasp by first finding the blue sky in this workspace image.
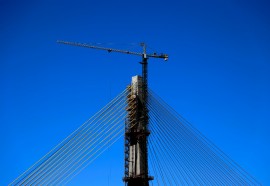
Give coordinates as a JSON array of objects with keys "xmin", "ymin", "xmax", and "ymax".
[{"xmin": 1, "ymin": 0, "xmax": 269, "ymax": 185}]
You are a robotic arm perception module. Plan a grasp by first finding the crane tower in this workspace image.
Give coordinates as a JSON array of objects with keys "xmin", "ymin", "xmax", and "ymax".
[{"xmin": 57, "ymin": 40, "xmax": 168, "ymax": 186}]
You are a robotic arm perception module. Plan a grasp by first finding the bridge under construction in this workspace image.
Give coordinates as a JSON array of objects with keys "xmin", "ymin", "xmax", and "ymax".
[{"xmin": 9, "ymin": 41, "xmax": 261, "ymax": 186}]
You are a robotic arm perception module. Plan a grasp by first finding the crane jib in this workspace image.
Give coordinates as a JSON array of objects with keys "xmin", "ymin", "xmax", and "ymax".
[{"xmin": 57, "ymin": 40, "xmax": 168, "ymax": 61}]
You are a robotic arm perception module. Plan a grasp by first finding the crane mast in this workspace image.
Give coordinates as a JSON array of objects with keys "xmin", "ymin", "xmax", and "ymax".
[{"xmin": 57, "ymin": 40, "xmax": 168, "ymax": 186}]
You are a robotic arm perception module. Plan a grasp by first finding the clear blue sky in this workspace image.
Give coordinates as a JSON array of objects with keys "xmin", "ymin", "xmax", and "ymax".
[{"xmin": 1, "ymin": 0, "xmax": 269, "ymax": 185}]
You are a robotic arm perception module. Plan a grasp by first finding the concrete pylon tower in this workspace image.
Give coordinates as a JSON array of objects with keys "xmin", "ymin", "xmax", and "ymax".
[{"xmin": 123, "ymin": 75, "xmax": 153, "ymax": 186}]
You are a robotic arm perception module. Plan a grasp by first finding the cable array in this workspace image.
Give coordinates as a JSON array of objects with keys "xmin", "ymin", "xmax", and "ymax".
[
  {"xmin": 10, "ymin": 86, "xmax": 261, "ymax": 186},
  {"xmin": 10, "ymin": 89, "xmax": 129, "ymax": 186},
  {"xmin": 147, "ymin": 89, "xmax": 261, "ymax": 186}
]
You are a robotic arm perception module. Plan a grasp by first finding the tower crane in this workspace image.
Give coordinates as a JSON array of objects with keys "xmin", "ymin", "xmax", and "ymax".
[
  {"xmin": 57, "ymin": 40, "xmax": 168, "ymax": 92},
  {"xmin": 57, "ymin": 40, "xmax": 168, "ymax": 186}
]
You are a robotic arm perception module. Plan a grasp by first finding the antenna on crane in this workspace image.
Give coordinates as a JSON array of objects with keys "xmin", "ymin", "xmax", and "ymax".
[{"xmin": 57, "ymin": 40, "xmax": 168, "ymax": 186}]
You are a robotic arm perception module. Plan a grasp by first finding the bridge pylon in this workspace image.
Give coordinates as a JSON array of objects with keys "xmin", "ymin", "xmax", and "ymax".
[{"xmin": 123, "ymin": 75, "xmax": 153, "ymax": 186}]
